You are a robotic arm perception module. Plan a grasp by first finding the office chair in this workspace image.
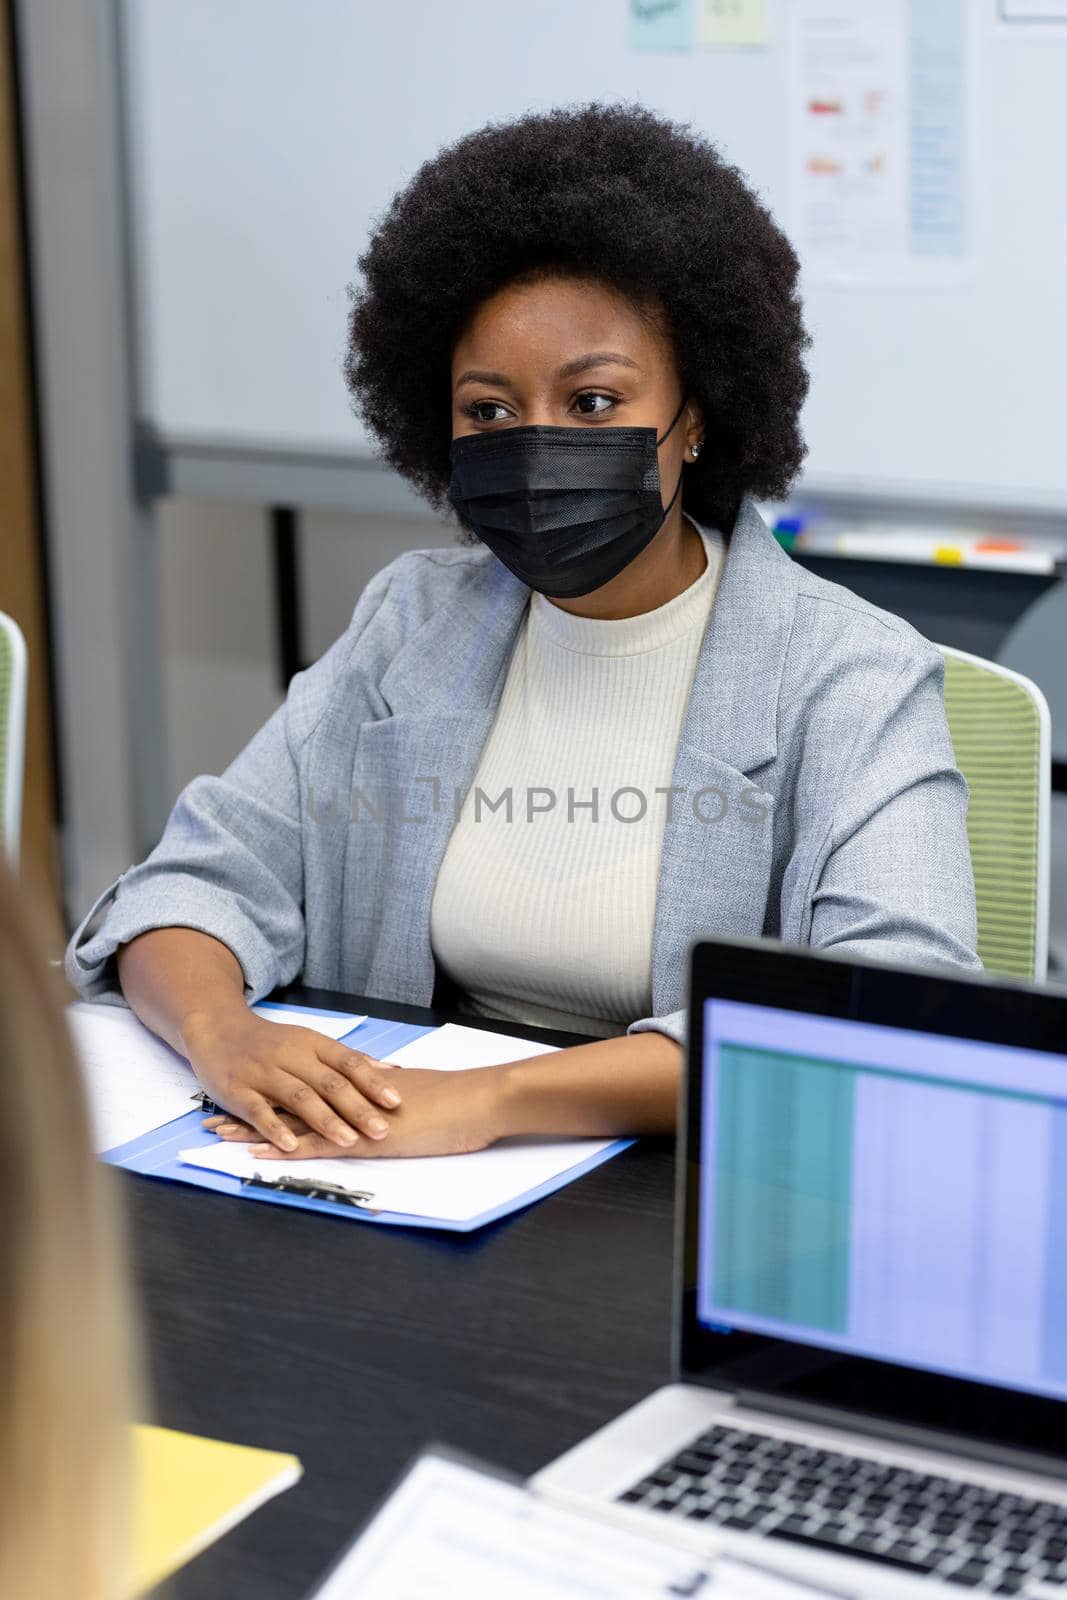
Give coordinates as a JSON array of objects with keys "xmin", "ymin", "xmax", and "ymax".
[
  {"xmin": 939, "ymin": 644, "xmax": 1050, "ymax": 982},
  {"xmin": 0, "ymin": 611, "xmax": 28, "ymax": 869}
]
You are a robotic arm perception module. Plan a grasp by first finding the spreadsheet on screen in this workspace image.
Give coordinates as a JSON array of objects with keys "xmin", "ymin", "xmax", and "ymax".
[{"xmin": 699, "ymin": 998, "xmax": 1067, "ymax": 1402}]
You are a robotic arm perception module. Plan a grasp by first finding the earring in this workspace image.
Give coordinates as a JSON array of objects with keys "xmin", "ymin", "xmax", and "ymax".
[{"xmin": 690, "ymin": 441, "xmax": 703, "ymax": 460}]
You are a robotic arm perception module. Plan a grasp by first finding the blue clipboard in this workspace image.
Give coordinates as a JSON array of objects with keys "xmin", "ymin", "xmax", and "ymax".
[{"xmin": 101, "ymin": 1010, "xmax": 634, "ymax": 1233}]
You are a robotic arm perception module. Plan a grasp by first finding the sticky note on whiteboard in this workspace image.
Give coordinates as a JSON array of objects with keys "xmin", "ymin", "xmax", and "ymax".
[
  {"xmin": 630, "ymin": 0, "xmax": 695, "ymax": 51},
  {"xmin": 700, "ymin": 0, "xmax": 769, "ymax": 47}
]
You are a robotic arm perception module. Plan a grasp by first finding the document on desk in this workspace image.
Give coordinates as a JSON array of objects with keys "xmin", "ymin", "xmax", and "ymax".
[
  {"xmin": 178, "ymin": 996, "xmax": 626, "ymax": 1224},
  {"xmin": 307, "ymin": 1452, "xmax": 830, "ymax": 1600},
  {"xmin": 68, "ymin": 1001, "xmax": 203, "ymax": 1155},
  {"xmin": 178, "ymin": 1129, "xmax": 620, "ymax": 1226},
  {"xmin": 94, "ymin": 1011, "xmax": 629, "ymax": 1228}
]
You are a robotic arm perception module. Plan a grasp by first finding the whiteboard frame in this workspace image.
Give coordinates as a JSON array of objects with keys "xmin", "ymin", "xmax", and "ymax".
[{"xmin": 137, "ymin": 429, "xmax": 1067, "ymax": 524}]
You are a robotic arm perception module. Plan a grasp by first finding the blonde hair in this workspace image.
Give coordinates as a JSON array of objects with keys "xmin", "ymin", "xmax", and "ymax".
[{"xmin": 0, "ymin": 866, "xmax": 133, "ymax": 1599}]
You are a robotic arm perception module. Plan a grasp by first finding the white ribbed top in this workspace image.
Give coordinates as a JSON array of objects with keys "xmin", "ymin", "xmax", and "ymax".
[{"xmin": 429, "ymin": 520, "xmax": 726, "ymax": 1037}]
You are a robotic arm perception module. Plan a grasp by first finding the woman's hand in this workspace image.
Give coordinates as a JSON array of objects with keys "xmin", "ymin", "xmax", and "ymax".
[
  {"xmin": 182, "ymin": 1008, "xmax": 403, "ymax": 1154},
  {"xmin": 197, "ymin": 1027, "xmax": 681, "ymax": 1159},
  {"xmin": 203, "ymin": 1065, "xmax": 508, "ymax": 1160}
]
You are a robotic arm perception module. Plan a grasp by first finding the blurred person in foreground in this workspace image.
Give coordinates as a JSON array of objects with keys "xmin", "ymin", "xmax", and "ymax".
[{"xmin": 0, "ymin": 862, "xmax": 132, "ymax": 1598}]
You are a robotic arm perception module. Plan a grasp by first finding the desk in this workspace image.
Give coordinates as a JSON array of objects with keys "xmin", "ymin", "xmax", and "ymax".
[
  {"xmin": 790, "ymin": 555, "xmax": 1058, "ymax": 666},
  {"xmin": 126, "ymin": 986, "xmax": 675, "ymax": 1599}
]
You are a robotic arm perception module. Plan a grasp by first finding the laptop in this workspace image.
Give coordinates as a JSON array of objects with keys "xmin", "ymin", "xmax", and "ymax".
[{"xmin": 534, "ymin": 935, "xmax": 1067, "ymax": 1598}]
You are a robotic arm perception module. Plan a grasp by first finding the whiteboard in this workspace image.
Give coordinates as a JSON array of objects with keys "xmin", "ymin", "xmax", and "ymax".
[{"xmin": 122, "ymin": 0, "xmax": 1067, "ymax": 509}]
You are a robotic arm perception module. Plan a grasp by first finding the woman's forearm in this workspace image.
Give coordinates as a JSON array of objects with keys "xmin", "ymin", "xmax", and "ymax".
[
  {"xmin": 115, "ymin": 927, "xmax": 250, "ymax": 1058},
  {"xmin": 496, "ymin": 1029, "xmax": 683, "ymax": 1139}
]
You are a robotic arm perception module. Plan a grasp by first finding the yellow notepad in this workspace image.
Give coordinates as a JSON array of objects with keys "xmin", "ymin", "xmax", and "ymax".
[{"xmin": 132, "ymin": 1423, "xmax": 302, "ymax": 1593}]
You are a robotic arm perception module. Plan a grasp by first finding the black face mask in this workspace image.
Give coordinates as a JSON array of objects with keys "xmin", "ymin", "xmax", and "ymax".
[{"xmin": 447, "ymin": 395, "xmax": 689, "ymax": 598}]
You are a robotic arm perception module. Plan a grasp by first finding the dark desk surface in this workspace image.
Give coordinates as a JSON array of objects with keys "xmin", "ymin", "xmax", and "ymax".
[{"xmin": 128, "ymin": 986, "xmax": 675, "ymax": 1599}]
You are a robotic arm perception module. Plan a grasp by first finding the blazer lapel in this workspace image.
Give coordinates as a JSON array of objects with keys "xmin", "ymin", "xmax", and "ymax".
[
  {"xmin": 353, "ymin": 558, "xmax": 531, "ymax": 1005},
  {"xmin": 649, "ymin": 499, "xmax": 799, "ymax": 1016}
]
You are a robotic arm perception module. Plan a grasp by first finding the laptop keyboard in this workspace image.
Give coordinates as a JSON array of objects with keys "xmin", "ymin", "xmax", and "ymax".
[{"xmin": 618, "ymin": 1423, "xmax": 1067, "ymax": 1593}]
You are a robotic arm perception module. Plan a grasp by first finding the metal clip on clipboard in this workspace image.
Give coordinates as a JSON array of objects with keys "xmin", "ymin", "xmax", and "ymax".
[
  {"xmin": 241, "ymin": 1172, "xmax": 376, "ymax": 1209},
  {"xmin": 189, "ymin": 1090, "xmax": 375, "ymax": 1209}
]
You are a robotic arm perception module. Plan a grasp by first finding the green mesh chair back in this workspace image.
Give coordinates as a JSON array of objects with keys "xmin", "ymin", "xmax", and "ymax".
[
  {"xmin": 939, "ymin": 645, "xmax": 1050, "ymax": 981},
  {"xmin": 0, "ymin": 611, "xmax": 28, "ymax": 869}
]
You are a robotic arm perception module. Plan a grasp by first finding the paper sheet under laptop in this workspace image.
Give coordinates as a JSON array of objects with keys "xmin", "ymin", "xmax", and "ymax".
[{"xmin": 307, "ymin": 1453, "xmax": 830, "ymax": 1600}]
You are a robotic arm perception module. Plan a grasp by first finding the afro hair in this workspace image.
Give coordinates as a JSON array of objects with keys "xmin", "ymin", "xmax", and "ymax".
[{"xmin": 345, "ymin": 102, "xmax": 810, "ymax": 537}]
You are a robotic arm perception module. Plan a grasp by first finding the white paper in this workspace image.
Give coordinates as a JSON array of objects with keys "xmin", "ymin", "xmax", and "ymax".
[
  {"xmin": 788, "ymin": 0, "xmax": 969, "ymax": 284},
  {"xmin": 252, "ymin": 1002, "xmax": 366, "ymax": 1039},
  {"xmin": 68, "ymin": 1002, "xmax": 202, "ymax": 1154},
  {"xmin": 178, "ymin": 1021, "xmax": 595, "ymax": 1223},
  {"xmin": 380, "ymin": 1022, "xmax": 559, "ymax": 1070},
  {"xmin": 309, "ymin": 1453, "xmax": 829, "ymax": 1599},
  {"xmin": 177, "ymin": 1129, "xmax": 616, "ymax": 1225}
]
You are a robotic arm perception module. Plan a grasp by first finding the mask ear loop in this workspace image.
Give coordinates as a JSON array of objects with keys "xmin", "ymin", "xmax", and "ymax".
[
  {"xmin": 655, "ymin": 392, "xmax": 690, "ymax": 447},
  {"xmin": 654, "ymin": 393, "xmax": 690, "ymax": 527}
]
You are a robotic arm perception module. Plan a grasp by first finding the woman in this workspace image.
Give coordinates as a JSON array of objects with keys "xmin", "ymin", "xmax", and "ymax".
[
  {"xmin": 0, "ymin": 865, "xmax": 131, "ymax": 1597},
  {"xmin": 66, "ymin": 105, "xmax": 978, "ymax": 1161}
]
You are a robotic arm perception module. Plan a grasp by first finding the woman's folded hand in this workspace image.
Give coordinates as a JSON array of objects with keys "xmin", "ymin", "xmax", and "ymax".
[
  {"xmin": 203, "ymin": 1064, "xmax": 511, "ymax": 1160},
  {"xmin": 183, "ymin": 1008, "xmax": 403, "ymax": 1153}
]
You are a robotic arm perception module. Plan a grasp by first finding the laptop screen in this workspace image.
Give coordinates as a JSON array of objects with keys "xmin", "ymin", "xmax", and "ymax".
[
  {"xmin": 681, "ymin": 938, "xmax": 1067, "ymax": 1465},
  {"xmin": 698, "ymin": 997, "xmax": 1067, "ymax": 1404}
]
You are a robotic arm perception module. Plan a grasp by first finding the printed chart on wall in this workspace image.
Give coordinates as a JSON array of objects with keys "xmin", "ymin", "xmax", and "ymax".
[{"xmin": 787, "ymin": 0, "xmax": 971, "ymax": 284}]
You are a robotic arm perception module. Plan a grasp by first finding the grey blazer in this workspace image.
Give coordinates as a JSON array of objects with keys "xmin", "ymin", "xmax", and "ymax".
[{"xmin": 65, "ymin": 497, "xmax": 981, "ymax": 1045}]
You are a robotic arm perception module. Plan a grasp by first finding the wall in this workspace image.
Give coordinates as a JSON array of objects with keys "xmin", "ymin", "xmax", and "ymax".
[
  {"xmin": 159, "ymin": 500, "xmax": 454, "ymax": 796},
  {"xmin": 0, "ymin": 4, "xmax": 58, "ymax": 918}
]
